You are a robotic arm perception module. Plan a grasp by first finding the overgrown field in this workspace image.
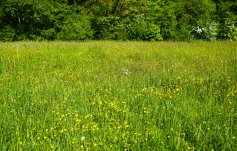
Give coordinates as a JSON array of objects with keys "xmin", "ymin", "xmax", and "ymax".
[{"xmin": 0, "ymin": 41, "xmax": 237, "ymax": 150}]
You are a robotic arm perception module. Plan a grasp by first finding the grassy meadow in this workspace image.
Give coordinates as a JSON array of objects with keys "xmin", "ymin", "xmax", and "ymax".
[{"xmin": 0, "ymin": 41, "xmax": 237, "ymax": 150}]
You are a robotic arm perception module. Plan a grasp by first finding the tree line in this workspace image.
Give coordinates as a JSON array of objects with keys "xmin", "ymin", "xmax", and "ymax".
[{"xmin": 0, "ymin": 0, "xmax": 236, "ymax": 41}]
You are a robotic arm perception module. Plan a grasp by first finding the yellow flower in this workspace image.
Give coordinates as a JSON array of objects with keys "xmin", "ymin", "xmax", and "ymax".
[{"xmin": 75, "ymin": 118, "xmax": 81, "ymax": 123}]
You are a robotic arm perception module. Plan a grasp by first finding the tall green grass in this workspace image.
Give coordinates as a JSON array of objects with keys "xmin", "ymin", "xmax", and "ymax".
[{"xmin": 0, "ymin": 41, "xmax": 237, "ymax": 150}]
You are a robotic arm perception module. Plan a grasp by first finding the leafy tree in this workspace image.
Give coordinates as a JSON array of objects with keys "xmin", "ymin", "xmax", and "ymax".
[
  {"xmin": 0, "ymin": 0, "xmax": 236, "ymax": 41},
  {"xmin": 214, "ymin": 1, "xmax": 237, "ymax": 39},
  {"xmin": 157, "ymin": 0, "xmax": 216, "ymax": 40}
]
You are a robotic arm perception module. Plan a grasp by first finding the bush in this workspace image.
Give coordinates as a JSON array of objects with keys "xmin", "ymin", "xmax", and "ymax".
[
  {"xmin": 41, "ymin": 28, "xmax": 56, "ymax": 40},
  {"xmin": 191, "ymin": 21, "xmax": 219, "ymax": 40},
  {"xmin": 57, "ymin": 15, "xmax": 93, "ymax": 41},
  {"xmin": 143, "ymin": 24, "xmax": 163, "ymax": 41},
  {"xmin": 91, "ymin": 15, "xmax": 163, "ymax": 41},
  {"xmin": 91, "ymin": 16, "xmax": 116, "ymax": 40},
  {"xmin": 0, "ymin": 26, "xmax": 15, "ymax": 41},
  {"xmin": 219, "ymin": 19, "xmax": 237, "ymax": 40},
  {"xmin": 120, "ymin": 14, "xmax": 163, "ymax": 41}
]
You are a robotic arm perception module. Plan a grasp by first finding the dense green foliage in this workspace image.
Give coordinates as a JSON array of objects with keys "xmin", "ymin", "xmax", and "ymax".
[
  {"xmin": 0, "ymin": 41, "xmax": 237, "ymax": 150},
  {"xmin": 0, "ymin": 0, "xmax": 236, "ymax": 41}
]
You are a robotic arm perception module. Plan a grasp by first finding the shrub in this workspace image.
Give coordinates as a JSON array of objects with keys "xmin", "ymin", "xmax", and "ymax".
[
  {"xmin": 143, "ymin": 24, "xmax": 163, "ymax": 41},
  {"xmin": 121, "ymin": 14, "xmax": 163, "ymax": 41},
  {"xmin": 219, "ymin": 19, "xmax": 237, "ymax": 40},
  {"xmin": 41, "ymin": 28, "xmax": 56, "ymax": 40},
  {"xmin": 57, "ymin": 15, "xmax": 93, "ymax": 40},
  {"xmin": 0, "ymin": 26, "xmax": 15, "ymax": 41},
  {"xmin": 191, "ymin": 21, "xmax": 219, "ymax": 40}
]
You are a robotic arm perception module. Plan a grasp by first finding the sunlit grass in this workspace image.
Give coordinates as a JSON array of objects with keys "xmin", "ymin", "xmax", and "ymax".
[{"xmin": 0, "ymin": 41, "xmax": 237, "ymax": 150}]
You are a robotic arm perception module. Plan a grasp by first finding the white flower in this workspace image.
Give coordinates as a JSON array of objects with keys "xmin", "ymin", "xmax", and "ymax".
[
  {"xmin": 122, "ymin": 68, "xmax": 131, "ymax": 75},
  {"xmin": 81, "ymin": 136, "xmax": 85, "ymax": 141},
  {"xmin": 196, "ymin": 27, "xmax": 202, "ymax": 34}
]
